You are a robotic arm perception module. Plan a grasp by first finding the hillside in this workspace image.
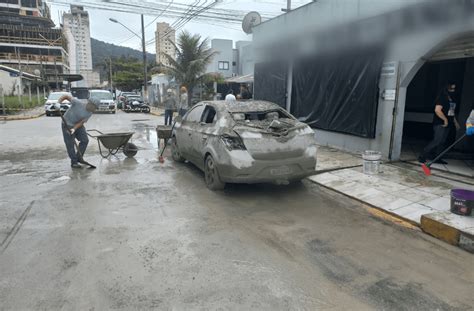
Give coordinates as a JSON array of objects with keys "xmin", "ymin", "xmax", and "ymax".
[{"xmin": 91, "ymin": 38, "xmax": 156, "ymax": 67}]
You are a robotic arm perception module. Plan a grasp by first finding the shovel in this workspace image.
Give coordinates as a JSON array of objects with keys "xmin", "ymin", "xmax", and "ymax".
[
  {"xmin": 59, "ymin": 111, "xmax": 96, "ymax": 169},
  {"xmin": 421, "ymin": 133, "xmax": 466, "ymax": 176}
]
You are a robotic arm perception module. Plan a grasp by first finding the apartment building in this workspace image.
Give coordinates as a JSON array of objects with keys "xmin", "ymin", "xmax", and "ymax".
[
  {"xmin": 63, "ymin": 5, "xmax": 99, "ymax": 87},
  {"xmin": 155, "ymin": 22, "xmax": 175, "ymax": 66}
]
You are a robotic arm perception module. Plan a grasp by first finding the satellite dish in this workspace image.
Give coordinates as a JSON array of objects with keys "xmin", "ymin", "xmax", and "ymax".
[{"xmin": 242, "ymin": 11, "xmax": 261, "ymax": 34}]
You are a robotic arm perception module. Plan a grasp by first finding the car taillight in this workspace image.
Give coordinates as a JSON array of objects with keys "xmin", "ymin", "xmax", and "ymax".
[{"xmin": 220, "ymin": 134, "xmax": 246, "ymax": 150}]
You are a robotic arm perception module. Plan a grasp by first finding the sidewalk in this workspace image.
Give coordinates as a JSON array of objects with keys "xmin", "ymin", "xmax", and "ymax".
[
  {"xmin": 309, "ymin": 146, "xmax": 474, "ymax": 253},
  {"xmin": 0, "ymin": 106, "xmax": 44, "ymax": 121}
]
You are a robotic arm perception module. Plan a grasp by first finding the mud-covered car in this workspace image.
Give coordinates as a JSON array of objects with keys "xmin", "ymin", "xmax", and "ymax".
[{"xmin": 171, "ymin": 100, "xmax": 317, "ymax": 190}]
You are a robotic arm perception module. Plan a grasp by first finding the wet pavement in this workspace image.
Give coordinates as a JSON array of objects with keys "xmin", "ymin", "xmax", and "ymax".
[{"xmin": 1, "ymin": 112, "xmax": 473, "ymax": 310}]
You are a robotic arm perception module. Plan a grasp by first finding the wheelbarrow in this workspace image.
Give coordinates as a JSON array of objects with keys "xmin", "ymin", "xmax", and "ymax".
[
  {"xmin": 156, "ymin": 125, "xmax": 173, "ymax": 163},
  {"xmin": 87, "ymin": 129, "xmax": 138, "ymax": 158}
]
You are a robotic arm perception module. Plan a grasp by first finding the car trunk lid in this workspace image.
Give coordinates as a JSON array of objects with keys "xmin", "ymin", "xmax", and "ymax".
[{"xmin": 233, "ymin": 119, "xmax": 315, "ymax": 160}]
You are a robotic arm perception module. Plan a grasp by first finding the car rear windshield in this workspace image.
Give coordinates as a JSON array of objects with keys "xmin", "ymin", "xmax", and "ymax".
[
  {"xmin": 232, "ymin": 109, "xmax": 292, "ymax": 121},
  {"xmin": 91, "ymin": 92, "xmax": 113, "ymax": 100}
]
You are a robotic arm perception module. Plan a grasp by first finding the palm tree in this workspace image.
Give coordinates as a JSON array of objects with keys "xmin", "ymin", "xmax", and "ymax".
[{"xmin": 163, "ymin": 31, "xmax": 217, "ymax": 105}]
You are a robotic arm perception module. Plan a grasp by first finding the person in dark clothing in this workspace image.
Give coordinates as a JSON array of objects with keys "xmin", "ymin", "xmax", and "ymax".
[
  {"xmin": 239, "ymin": 85, "xmax": 252, "ymax": 100},
  {"xmin": 418, "ymin": 82, "xmax": 461, "ymax": 164}
]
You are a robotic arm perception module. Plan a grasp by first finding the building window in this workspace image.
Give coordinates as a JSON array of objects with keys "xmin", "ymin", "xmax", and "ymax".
[
  {"xmin": 232, "ymin": 61, "xmax": 236, "ymax": 66},
  {"xmin": 218, "ymin": 61, "xmax": 229, "ymax": 70}
]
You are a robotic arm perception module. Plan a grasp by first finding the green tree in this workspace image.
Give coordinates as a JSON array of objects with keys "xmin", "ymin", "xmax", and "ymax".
[{"xmin": 163, "ymin": 31, "xmax": 217, "ymax": 104}]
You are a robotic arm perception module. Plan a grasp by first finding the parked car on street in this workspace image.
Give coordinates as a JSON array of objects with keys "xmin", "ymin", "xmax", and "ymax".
[
  {"xmin": 123, "ymin": 95, "xmax": 150, "ymax": 113},
  {"xmin": 89, "ymin": 89, "xmax": 116, "ymax": 113},
  {"xmin": 171, "ymin": 100, "xmax": 318, "ymax": 190},
  {"xmin": 44, "ymin": 91, "xmax": 72, "ymax": 116}
]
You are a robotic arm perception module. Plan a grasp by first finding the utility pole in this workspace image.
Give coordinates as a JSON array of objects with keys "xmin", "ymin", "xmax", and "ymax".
[
  {"xmin": 282, "ymin": 0, "xmax": 291, "ymax": 12},
  {"xmin": 141, "ymin": 14, "xmax": 148, "ymax": 102},
  {"xmin": 109, "ymin": 57, "xmax": 113, "ymax": 90},
  {"xmin": 109, "ymin": 16, "xmax": 147, "ymax": 101}
]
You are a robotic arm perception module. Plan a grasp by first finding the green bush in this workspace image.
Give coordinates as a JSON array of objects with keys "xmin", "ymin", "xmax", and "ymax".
[{"xmin": 1, "ymin": 95, "xmax": 44, "ymax": 110}]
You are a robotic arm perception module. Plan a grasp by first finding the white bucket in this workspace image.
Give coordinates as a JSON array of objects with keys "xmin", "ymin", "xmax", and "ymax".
[{"xmin": 362, "ymin": 150, "xmax": 382, "ymax": 175}]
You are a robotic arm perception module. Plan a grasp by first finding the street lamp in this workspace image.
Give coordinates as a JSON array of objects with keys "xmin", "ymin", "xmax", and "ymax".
[{"xmin": 109, "ymin": 16, "xmax": 148, "ymax": 100}]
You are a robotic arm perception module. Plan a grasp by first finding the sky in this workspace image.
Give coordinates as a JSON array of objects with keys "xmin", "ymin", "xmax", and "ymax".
[{"xmin": 48, "ymin": 0, "xmax": 312, "ymax": 54}]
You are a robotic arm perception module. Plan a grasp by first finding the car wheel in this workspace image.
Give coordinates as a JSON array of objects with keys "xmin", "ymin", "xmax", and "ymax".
[
  {"xmin": 204, "ymin": 155, "xmax": 225, "ymax": 190},
  {"xmin": 171, "ymin": 137, "xmax": 185, "ymax": 163}
]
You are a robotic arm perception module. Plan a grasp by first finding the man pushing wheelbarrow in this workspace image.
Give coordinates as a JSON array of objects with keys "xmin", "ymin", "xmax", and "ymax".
[{"xmin": 58, "ymin": 94, "xmax": 99, "ymax": 169}]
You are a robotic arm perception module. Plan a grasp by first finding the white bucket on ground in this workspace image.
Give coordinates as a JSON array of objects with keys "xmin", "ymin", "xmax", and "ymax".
[{"xmin": 362, "ymin": 150, "xmax": 382, "ymax": 175}]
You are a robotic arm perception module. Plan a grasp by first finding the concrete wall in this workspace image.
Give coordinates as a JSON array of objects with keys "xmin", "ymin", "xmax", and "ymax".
[
  {"xmin": 253, "ymin": 0, "xmax": 429, "ymax": 48},
  {"xmin": 252, "ymin": 0, "xmax": 474, "ymax": 160},
  {"xmin": 0, "ymin": 71, "xmax": 19, "ymax": 95}
]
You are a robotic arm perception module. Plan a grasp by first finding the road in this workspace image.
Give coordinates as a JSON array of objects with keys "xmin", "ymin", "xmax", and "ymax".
[{"xmin": 0, "ymin": 112, "xmax": 473, "ymax": 310}]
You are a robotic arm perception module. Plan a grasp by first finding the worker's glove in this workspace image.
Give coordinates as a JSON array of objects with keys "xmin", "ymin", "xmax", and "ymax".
[{"xmin": 70, "ymin": 128, "xmax": 76, "ymax": 135}]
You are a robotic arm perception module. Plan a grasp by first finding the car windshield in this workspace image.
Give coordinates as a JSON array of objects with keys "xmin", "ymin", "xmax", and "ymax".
[
  {"xmin": 48, "ymin": 93, "xmax": 69, "ymax": 100},
  {"xmin": 90, "ymin": 92, "xmax": 113, "ymax": 100}
]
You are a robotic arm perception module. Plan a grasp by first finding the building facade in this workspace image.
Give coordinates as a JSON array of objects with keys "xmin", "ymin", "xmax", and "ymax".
[
  {"xmin": 63, "ymin": 5, "xmax": 99, "ymax": 87},
  {"xmin": 155, "ymin": 22, "xmax": 175, "ymax": 66},
  {"xmin": 0, "ymin": 0, "xmax": 69, "ymax": 90},
  {"xmin": 252, "ymin": 0, "xmax": 474, "ymax": 160}
]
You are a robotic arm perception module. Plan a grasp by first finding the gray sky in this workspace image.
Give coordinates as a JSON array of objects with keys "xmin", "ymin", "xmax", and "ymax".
[{"xmin": 49, "ymin": 0, "xmax": 311, "ymax": 53}]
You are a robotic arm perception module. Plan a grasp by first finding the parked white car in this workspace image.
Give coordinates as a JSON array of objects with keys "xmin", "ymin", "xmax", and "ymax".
[
  {"xmin": 44, "ymin": 92, "xmax": 72, "ymax": 116},
  {"xmin": 89, "ymin": 89, "xmax": 116, "ymax": 113}
]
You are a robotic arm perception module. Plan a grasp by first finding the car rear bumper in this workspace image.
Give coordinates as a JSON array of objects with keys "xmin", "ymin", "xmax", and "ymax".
[{"xmin": 216, "ymin": 150, "xmax": 317, "ymax": 184}]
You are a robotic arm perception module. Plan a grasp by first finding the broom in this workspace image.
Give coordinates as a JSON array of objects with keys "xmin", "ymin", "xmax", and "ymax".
[{"xmin": 421, "ymin": 133, "xmax": 466, "ymax": 176}]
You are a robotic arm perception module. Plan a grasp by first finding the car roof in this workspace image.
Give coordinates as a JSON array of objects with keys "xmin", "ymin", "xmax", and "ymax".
[{"xmin": 198, "ymin": 100, "xmax": 282, "ymax": 113}]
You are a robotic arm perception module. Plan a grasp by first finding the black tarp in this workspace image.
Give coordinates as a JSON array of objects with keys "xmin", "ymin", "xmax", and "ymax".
[
  {"xmin": 253, "ymin": 62, "xmax": 287, "ymax": 108},
  {"xmin": 291, "ymin": 46, "xmax": 384, "ymax": 138}
]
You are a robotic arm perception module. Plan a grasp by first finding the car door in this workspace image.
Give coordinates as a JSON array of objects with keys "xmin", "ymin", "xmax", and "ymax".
[
  {"xmin": 176, "ymin": 104, "xmax": 205, "ymax": 160},
  {"xmin": 190, "ymin": 105, "xmax": 218, "ymax": 164}
]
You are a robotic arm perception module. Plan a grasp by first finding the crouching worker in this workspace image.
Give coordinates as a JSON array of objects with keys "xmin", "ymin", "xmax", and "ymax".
[
  {"xmin": 467, "ymin": 109, "xmax": 474, "ymax": 136},
  {"xmin": 58, "ymin": 94, "xmax": 98, "ymax": 168}
]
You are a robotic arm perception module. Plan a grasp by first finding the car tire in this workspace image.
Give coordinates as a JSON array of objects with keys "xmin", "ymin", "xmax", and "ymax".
[
  {"xmin": 171, "ymin": 137, "xmax": 185, "ymax": 163},
  {"xmin": 204, "ymin": 155, "xmax": 225, "ymax": 191}
]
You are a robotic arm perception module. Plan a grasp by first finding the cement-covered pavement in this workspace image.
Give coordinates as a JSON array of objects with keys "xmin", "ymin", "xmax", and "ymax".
[{"xmin": 0, "ymin": 112, "xmax": 473, "ymax": 310}]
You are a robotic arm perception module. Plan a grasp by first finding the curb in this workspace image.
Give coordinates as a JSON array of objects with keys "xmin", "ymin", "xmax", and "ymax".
[
  {"xmin": 307, "ymin": 178, "xmax": 418, "ymax": 229},
  {"xmin": 308, "ymin": 176, "xmax": 474, "ymax": 253},
  {"xmin": 421, "ymin": 214, "xmax": 474, "ymax": 253},
  {"xmin": 0, "ymin": 112, "xmax": 45, "ymax": 121}
]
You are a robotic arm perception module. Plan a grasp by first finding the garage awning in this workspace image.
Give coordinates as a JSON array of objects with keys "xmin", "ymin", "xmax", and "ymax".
[
  {"xmin": 429, "ymin": 34, "xmax": 474, "ymax": 62},
  {"xmin": 224, "ymin": 74, "xmax": 254, "ymax": 84}
]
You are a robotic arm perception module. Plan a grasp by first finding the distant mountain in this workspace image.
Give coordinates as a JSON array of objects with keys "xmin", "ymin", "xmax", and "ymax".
[{"xmin": 91, "ymin": 38, "xmax": 156, "ymax": 67}]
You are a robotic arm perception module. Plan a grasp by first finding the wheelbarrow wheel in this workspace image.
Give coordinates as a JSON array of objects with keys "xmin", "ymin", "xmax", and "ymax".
[{"xmin": 123, "ymin": 142, "xmax": 138, "ymax": 158}]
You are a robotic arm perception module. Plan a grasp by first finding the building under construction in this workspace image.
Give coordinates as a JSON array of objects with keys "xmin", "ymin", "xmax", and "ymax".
[{"xmin": 0, "ymin": 0, "xmax": 70, "ymax": 90}]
